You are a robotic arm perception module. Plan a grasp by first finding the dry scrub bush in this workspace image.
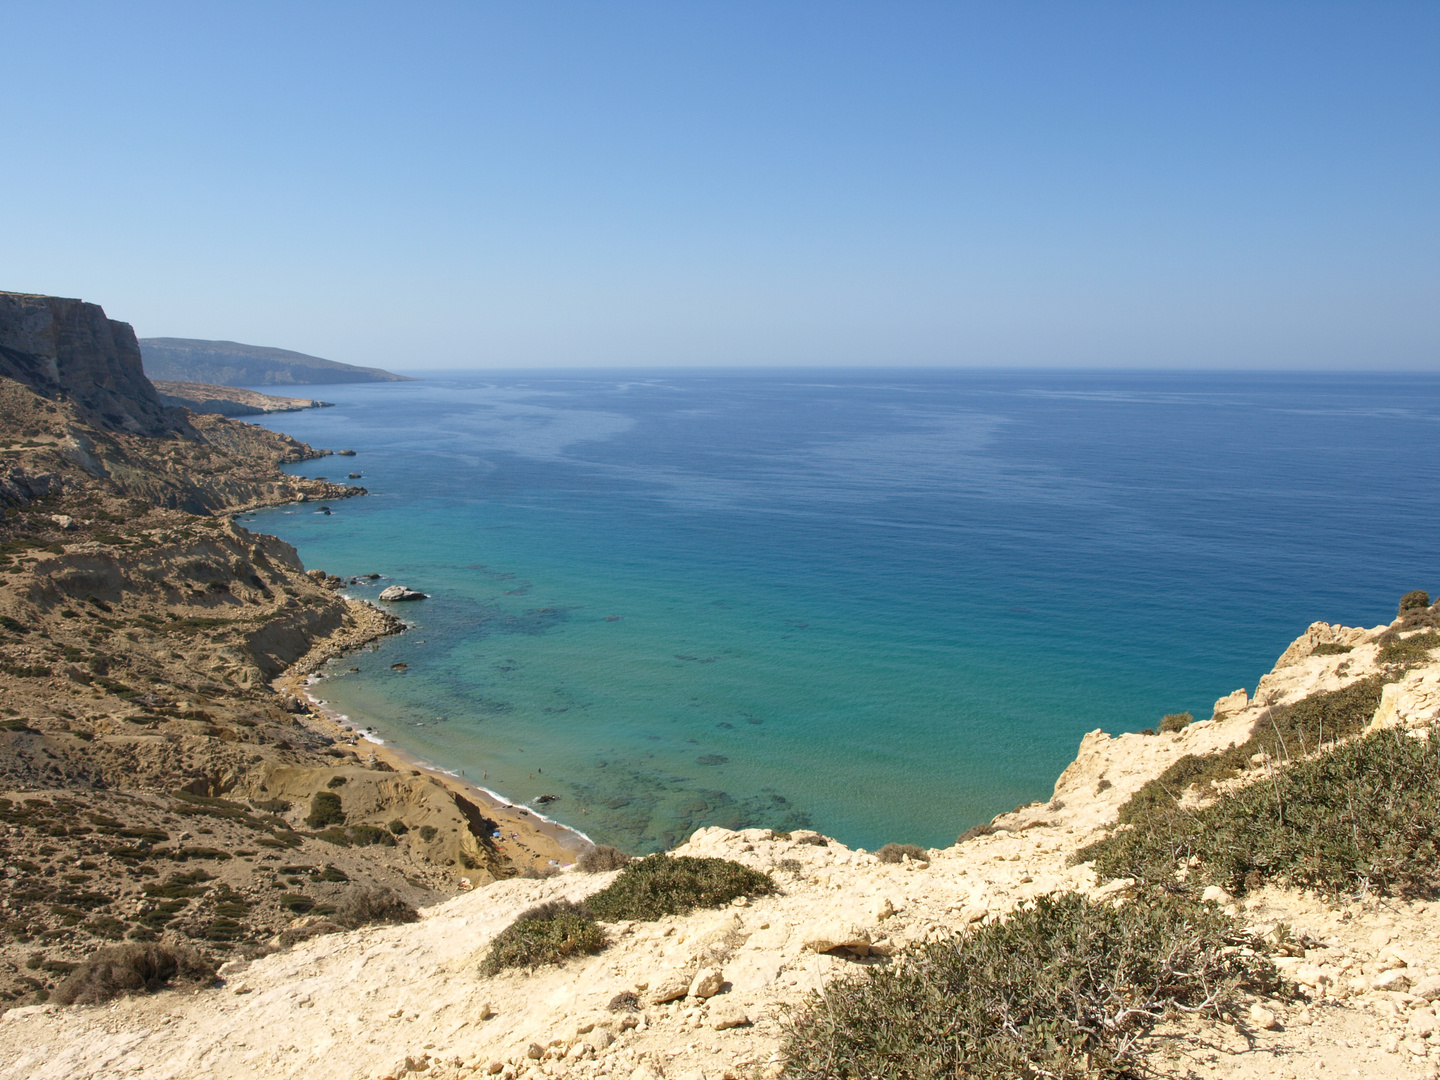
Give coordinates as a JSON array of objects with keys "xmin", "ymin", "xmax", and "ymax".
[
  {"xmin": 1111, "ymin": 677, "xmax": 1386, "ymax": 829},
  {"xmin": 1158, "ymin": 711, "xmax": 1193, "ymax": 733},
  {"xmin": 875, "ymin": 843, "xmax": 928, "ymax": 864},
  {"xmin": 52, "ymin": 943, "xmax": 214, "ymax": 1005},
  {"xmin": 334, "ymin": 886, "xmax": 419, "ymax": 928},
  {"xmin": 1080, "ymin": 721, "xmax": 1440, "ymax": 900},
  {"xmin": 782, "ymin": 891, "xmax": 1278, "ymax": 1080},
  {"xmin": 586, "ymin": 854, "xmax": 776, "ymax": 921},
  {"xmin": 480, "ymin": 900, "xmax": 604, "ymax": 975},
  {"xmin": 577, "ymin": 844, "xmax": 633, "ymax": 873}
]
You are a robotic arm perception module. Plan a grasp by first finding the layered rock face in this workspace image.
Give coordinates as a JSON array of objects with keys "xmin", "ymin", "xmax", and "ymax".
[{"xmin": 0, "ymin": 292, "xmax": 185, "ymax": 436}]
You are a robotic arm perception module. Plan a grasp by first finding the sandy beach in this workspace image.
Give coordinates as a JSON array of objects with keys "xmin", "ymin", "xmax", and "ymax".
[{"xmin": 274, "ymin": 639, "xmax": 592, "ymax": 874}]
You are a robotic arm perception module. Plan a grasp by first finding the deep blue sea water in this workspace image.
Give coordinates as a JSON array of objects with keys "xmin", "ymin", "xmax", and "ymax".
[{"xmin": 241, "ymin": 370, "xmax": 1440, "ymax": 853}]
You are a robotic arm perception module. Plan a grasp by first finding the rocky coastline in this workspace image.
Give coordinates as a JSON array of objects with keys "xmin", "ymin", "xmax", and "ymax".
[{"xmin": 0, "ymin": 292, "xmax": 591, "ymax": 1011}]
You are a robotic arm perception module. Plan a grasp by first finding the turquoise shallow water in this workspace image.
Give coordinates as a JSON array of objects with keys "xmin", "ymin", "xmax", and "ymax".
[{"xmin": 242, "ymin": 370, "xmax": 1440, "ymax": 852}]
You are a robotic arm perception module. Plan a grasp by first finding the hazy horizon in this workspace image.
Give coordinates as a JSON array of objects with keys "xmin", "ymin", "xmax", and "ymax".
[{"xmin": 5, "ymin": 2, "xmax": 1437, "ymax": 371}]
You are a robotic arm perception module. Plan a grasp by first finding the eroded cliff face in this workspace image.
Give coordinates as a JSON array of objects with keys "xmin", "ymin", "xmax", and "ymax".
[{"xmin": 0, "ymin": 293, "xmax": 183, "ymax": 437}]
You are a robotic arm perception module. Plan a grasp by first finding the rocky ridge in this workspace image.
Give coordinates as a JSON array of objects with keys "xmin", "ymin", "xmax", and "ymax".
[{"xmin": 2, "ymin": 610, "xmax": 1437, "ymax": 1080}]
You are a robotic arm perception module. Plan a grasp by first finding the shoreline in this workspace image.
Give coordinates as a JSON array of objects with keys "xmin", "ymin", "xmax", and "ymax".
[{"xmin": 271, "ymin": 599, "xmax": 593, "ymax": 870}]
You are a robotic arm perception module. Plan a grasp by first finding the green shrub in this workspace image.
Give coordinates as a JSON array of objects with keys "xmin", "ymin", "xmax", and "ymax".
[
  {"xmin": 51, "ymin": 943, "xmax": 214, "ymax": 1005},
  {"xmin": 1378, "ymin": 632, "xmax": 1440, "ymax": 667},
  {"xmin": 586, "ymin": 854, "xmax": 776, "ymax": 922},
  {"xmin": 418, "ymin": 825, "xmax": 438, "ymax": 842},
  {"xmin": 326, "ymin": 776, "xmax": 347, "ymax": 789},
  {"xmin": 1080, "ymin": 722, "xmax": 1440, "ymax": 900},
  {"xmin": 577, "ymin": 844, "xmax": 633, "ymax": 873},
  {"xmin": 480, "ymin": 899, "xmax": 605, "ymax": 975},
  {"xmin": 1158, "ymin": 711, "xmax": 1193, "ymax": 734},
  {"xmin": 1311, "ymin": 642, "xmax": 1353, "ymax": 656},
  {"xmin": 1115, "ymin": 677, "xmax": 1385, "ymax": 827},
  {"xmin": 875, "ymin": 843, "xmax": 929, "ymax": 864},
  {"xmin": 1399, "ymin": 590, "xmax": 1432, "ymax": 615},
  {"xmin": 305, "ymin": 791, "xmax": 344, "ymax": 828},
  {"xmin": 348, "ymin": 824, "xmax": 397, "ymax": 847},
  {"xmin": 782, "ymin": 890, "xmax": 1277, "ymax": 1080},
  {"xmin": 387, "ymin": 819, "xmax": 408, "ymax": 835}
]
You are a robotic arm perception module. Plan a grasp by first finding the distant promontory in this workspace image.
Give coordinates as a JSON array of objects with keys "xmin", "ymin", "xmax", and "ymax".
[{"xmin": 139, "ymin": 336, "xmax": 413, "ymax": 386}]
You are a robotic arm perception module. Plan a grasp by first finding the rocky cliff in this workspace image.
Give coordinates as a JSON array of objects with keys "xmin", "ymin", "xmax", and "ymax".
[{"xmin": 0, "ymin": 293, "xmax": 185, "ymax": 437}]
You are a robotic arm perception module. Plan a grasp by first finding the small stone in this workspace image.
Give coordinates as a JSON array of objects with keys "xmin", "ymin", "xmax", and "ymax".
[
  {"xmin": 527, "ymin": 1043, "xmax": 545, "ymax": 1060},
  {"xmin": 1200, "ymin": 885, "xmax": 1232, "ymax": 905},
  {"xmin": 688, "ymin": 967, "xmax": 724, "ymax": 999},
  {"xmin": 478, "ymin": 1002, "xmax": 496, "ymax": 1020},
  {"xmin": 1374, "ymin": 969, "xmax": 1413, "ymax": 992},
  {"xmin": 649, "ymin": 970, "xmax": 692, "ymax": 1004},
  {"xmin": 1249, "ymin": 1003, "xmax": 1280, "ymax": 1030},
  {"xmin": 711, "ymin": 1006, "xmax": 751, "ymax": 1030},
  {"xmin": 1413, "ymin": 975, "xmax": 1440, "ymax": 1001}
]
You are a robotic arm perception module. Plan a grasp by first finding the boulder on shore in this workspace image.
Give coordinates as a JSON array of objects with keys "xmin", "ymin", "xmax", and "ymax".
[{"xmin": 378, "ymin": 585, "xmax": 428, "ymax": 602}]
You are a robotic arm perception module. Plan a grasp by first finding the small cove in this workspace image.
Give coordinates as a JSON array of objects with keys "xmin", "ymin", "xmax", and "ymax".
[{"xmin": 244, "ymin": 369, "xmax": 1440, "ymax": 852}]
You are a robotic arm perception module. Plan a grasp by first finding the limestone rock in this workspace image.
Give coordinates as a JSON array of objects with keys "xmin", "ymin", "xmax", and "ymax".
[
  {"xmin": 1200, "ymin": 885, "xmax": 1233, "ymax": 905},
  {"xmin": 688, "ymin": 966, "xmax": 724, "ymax": 999},
  {"xmin": 1248, "ymin": 1003, "xmax": 1279, "ymax": 1030},
  {"xmin": 710, "ymin": 1005, "xmax": 751, "ymax": 1030},
  {"xmin": 1411, "ymin": 974, "xmax": 1440, "ymax": 1001},
  {"xmin": 1372, "ymin": 968, "xmax": 1412, "ymax": 992},
  {"xmin": 649, "ymin": 969, "xmax": 693, "ymax": 1004},
  {"xmin": 379, "ymin": 585, "xmax": 429, "ymax": 602},
  {"xmin": 803, "ymin": 922, "xmax": 872, "ymax": 956},
  {"xmin": 1212, "ymin": 688, "xmax": 1250, "ymax": 715}
]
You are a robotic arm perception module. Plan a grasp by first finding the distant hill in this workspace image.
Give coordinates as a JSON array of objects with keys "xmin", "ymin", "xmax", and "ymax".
[{"xmin": 139, "ymin": 337, "xmax": 412, "ymax": 386}]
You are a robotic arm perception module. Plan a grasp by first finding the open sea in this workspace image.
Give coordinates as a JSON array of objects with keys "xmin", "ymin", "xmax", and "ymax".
[{"xmin": 241, "ymin": 370, "xmax": 1440, "ymax": 853}]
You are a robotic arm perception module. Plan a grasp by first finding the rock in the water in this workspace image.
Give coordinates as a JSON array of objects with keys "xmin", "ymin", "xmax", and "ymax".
[{"xmin": 378, "ymin": 585, "xmax": 428, "ymax": 602}]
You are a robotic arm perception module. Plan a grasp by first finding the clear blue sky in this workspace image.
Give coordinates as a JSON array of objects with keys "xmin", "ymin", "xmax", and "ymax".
[{"xmin": 3, "ymin": 2, "xmax": 1436, "ymax": 369}]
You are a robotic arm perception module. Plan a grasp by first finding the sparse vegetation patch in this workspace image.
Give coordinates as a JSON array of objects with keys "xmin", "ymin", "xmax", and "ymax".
[
  {"xmin": 585, "ymin": 854, "xmax": 776, "ymax": 921},
  {"xmin": 51, "ymin": 943, "xmax": 215, "ymax": 1005},
  {"xmin": 1079, "ymin": 721, "xmax": 1440, "ymax": 900},
  {"xmin": 480, "ymin": 899, "xmax": 604, "ymax": 975},
  {"xmin": 781, "ymin": 891, "xmax": 1279, "ymax": 1080}
]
